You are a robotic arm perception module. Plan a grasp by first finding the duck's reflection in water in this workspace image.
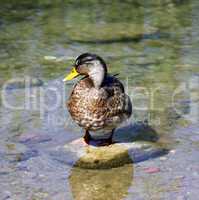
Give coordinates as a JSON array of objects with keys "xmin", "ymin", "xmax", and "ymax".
[{"xmin": 69, "ymin": 164, "xmax": 133, "ymax": 200}]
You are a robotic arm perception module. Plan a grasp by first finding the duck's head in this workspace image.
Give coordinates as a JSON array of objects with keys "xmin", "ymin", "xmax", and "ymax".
[{"xmin": 63, "ymin": 53, "xmax": 107, "ymax": 88}]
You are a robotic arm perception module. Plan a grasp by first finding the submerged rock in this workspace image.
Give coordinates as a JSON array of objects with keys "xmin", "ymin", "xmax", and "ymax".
[
  {"xmin": 0, "ymin": 142, "xmax": 38, "ymax": 162},
  {"xmin": 63, "ymin": 138, "xmax": 168, "ymax": 169},
  {"xmin": 143, "ymin": 167, "xmax": 160, "ymax": 174},
  {"xmin": 18, "ymin": 132, "xmax": 52, "ymax": 145},
  {"xmin": 72, "ymin": 142, "xmax": 132, "ymax": 169}
]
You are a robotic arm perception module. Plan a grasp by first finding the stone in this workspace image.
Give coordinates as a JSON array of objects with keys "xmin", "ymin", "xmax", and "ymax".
[
  {"xmin": 62, "ymin": 138, "xmax": 168, "ymax": 169},
  {"xmin": 143, "ymin": 167, "xmax": 160, "ymax": 174},
  {"xmin": 44, "ymin": 56, "xmax": 57, "ymax": 61},
  {"xmin": 160, "ymin": 156, "xmax": 167, "ymax": 161},
  {"xmin": 18, "ymin": 132, "xmax": 52, "ymax": 144},
  {"xmin": 73, "ymin": 143, "xmax": 132, "ymax": 169},
  {"xmin": 170, "ymin": 149, "xmax": 176, "ymax": 154},
  {"xmin": 0, "ymin": 142, "xmax": 38, "ymax": 162}
]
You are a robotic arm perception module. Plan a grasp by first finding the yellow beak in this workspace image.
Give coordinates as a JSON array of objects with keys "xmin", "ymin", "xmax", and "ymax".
[{"xmin": 63, "ymin": 67, "xmax": 79, "ymax": 82}]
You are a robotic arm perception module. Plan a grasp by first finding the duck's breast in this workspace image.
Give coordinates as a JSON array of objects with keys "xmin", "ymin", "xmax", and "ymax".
[{"xmin": 67, "ymin": 78, "xmax": 106, "ymax": 129}]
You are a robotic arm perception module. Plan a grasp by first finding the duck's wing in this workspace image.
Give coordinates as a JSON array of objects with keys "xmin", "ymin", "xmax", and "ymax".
[{"xmin": 101, "ymin": 75, "xmax": 132, "ymax": 121}]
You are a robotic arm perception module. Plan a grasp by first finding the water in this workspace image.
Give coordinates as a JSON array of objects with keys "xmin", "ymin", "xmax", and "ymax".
[{"xmin": 0, "ymin": 1, "xmax": 199, "ymax": 199}]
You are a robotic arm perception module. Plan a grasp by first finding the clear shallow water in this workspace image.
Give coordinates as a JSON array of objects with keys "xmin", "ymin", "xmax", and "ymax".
[{"xmin": 0, "ymin": 1, "xmax": 199, "ymax": 200}]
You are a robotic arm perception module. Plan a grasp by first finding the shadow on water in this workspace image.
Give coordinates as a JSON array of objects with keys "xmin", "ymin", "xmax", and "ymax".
[
  {"xmin": 114, "ymin": 122, "xmax": 159, "ymax": 143},
  {"xmin": 115, "ymin": 123, "xmax": 169, "ymax": 162}
]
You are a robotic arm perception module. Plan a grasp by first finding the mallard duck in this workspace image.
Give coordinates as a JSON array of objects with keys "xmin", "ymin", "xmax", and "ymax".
[{"xmin": 63, "ymin": 53, "xmax": 132, "ymax": 145}]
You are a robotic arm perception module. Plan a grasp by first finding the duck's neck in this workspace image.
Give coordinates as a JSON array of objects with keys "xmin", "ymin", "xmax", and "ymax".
[{"xmin": 88, "ymin": 64, "xmax": 106, "ymax": 89}]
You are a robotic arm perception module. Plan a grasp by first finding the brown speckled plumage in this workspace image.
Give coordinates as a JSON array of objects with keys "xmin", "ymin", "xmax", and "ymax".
[{"xmin": 68, "ymin": 75, "xmax": 132, "ymax": 131}]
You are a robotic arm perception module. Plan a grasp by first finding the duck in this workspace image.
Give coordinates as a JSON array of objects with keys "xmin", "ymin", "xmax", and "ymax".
[{"xmin": 63, "ymin": 53, "xmax": 132, "ymax": 145}]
